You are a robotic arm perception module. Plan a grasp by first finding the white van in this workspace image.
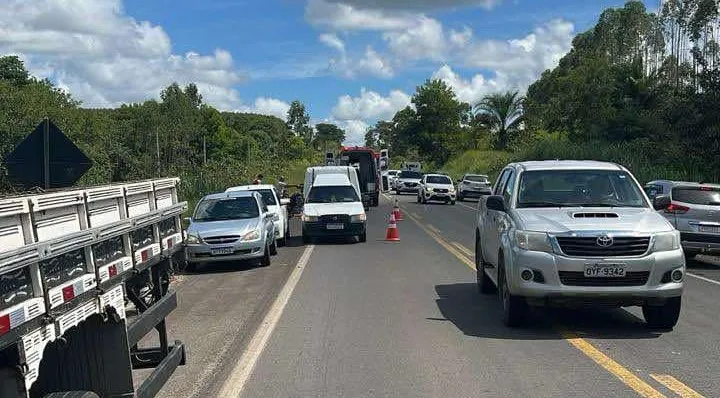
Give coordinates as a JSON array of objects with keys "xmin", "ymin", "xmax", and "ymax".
[
  {"xmin": 304, "ymin": 166, "xmax": 362, "ymax": 201},
  {"xmin": 301, "ymin": 173, "xmax": 367, "ymax": 244}
]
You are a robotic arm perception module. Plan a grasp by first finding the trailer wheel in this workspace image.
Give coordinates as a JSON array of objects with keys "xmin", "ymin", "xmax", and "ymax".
[
  {"xmin": 43, "ymin": 392, "xmax": 100, "ymax": 398},
  {"xmin": 0, "ymin": 367, "xmax": 25, "ymax": 398}
]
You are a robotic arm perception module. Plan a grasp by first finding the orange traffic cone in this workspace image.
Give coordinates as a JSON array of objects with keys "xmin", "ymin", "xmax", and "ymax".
[
  {"xmin": 385, "ymin": 212, "xmax": 401, "ymax": 241},
  {"xmin": 393, "ymin": 199, "xmax": 404, "ymax": 221}
]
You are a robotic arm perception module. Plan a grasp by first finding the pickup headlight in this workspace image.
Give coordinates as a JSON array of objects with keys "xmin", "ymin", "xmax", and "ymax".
[
  {"xmin": 350, "ymin": 213, "xmax": 366, "ymax": 223},
  {"xmin": 186, "ymin": 234, "xmax": 202, "ymax": 244},
  {"xmin": 302, "ymin": 214, "xmax": 318, "ymax": 222},
  {"xmin": 241, "ymin": 230, "xmax": 261, "ymax": 241},
  {"xmin": 513, "ymin": 230, "xmax": 553, "ymax": 253},
  {"xmin": 426, "ymin": 187, "xmax": 434, "ymax": 192},
  {"xmin": 652, "ymin": 230, "xmax": 680, "ymax": 252}
]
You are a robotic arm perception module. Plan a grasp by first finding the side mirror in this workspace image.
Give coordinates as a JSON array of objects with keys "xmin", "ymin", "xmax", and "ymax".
[
  {"xmin": 653, "ymin": 195, "xmax": 671, "ymax": 211},
  {"xmin": 280, "ymin": 198, "xmax": 291, "ymax": 206},
  {"xmin": 486, "ymin": 195, "xmax": 507, "ymax": 212}
]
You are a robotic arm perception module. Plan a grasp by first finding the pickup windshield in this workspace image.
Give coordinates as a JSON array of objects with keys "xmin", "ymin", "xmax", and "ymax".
[
  {"xmin": 399, "ymin": 171, "xmax": 422, "ymax": 179},
  {"xmin": 194, "ymin": 197, "xmax": 260, "ymax": 221},
  {"xmin": 427, "ymin": 175, "xmax": 452, "ymax": 184},
  {"xmin": 516, "ymin": 170, "xmax": 647, "ymax": 208},
  {"xmin": 307, "ymin": 185, "xmax": 360, "ymax": 203}
]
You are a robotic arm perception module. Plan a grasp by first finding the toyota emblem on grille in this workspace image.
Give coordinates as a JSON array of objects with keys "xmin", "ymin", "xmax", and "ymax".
[{"xmin": 596, "ymin": 235, "xmax": 613, "ymax": 247}]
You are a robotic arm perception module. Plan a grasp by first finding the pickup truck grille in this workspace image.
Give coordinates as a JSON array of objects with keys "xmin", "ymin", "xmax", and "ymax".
[
  {"xmin": 434, "ymin": 188, "xmax": 449, "ymax": 193},
  {"xmin": 559, "ymin": 271, "xmax": 650, "ymax": 286},
  {"xmin": 555, "ymin": 236, "xmax": 650, "ymax": 257}
]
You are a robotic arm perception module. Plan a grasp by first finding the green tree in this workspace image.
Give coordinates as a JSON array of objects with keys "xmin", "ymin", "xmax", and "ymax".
[
  {"xmin": 313, "ymin": 123, "xmax": 345, "ymax": 150},
  {"xmin": 286, "ymin": 100, "xmax": 313, "ymax": 144},
  {"xmin": 0, "ymin": 56, "xmax": 29, "ymax": 86},
  {"xmin": 473, "ymin": 91, "xmax": 525, "ymax": 150}
]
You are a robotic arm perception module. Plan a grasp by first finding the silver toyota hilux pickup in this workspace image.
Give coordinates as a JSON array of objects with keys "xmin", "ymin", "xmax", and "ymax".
[{"xmin": 475, "ymin": 160, "xmax": 685, "ymax": 329}]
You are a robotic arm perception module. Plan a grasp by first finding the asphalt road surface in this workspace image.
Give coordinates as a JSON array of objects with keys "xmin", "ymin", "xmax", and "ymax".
[{"xmin": 153, "ymin": 194, "xmax": 720, "ymax": 398}]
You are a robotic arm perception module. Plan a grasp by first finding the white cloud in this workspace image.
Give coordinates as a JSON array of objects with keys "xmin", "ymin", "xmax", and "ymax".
[
  {"xmin": 449, "ymin": 26, "xmax": 473, "ymax": 47},
  {"xmin": 318, "ymin": 0, "xmax": 502, "ymax": 12},
  {"xmin": 431, "ymin": 64, "xmax": 509, "ymax": 106},
  {"xmin": 383, "ymin": 16, "xmax": 446, "ymax": 62},
  {"xmin": 305, "ymin": 0, "xmax": 417, "ymax": 31},
  {"xmin": 0, "ymin": 0, "xmax": 248, "ymax": 110},
  {"xmin": 237, "ymin": 97, "xmax": 291, "ymax": 120},
  {"xmin": 325, "ymin": 43, "xmax": 394, "ymax": 79},
  {"xmin": 319, "ymin": 32, "xmax": 345, "ymax": 53},
  {"xmin": 338, "ymin": 119, "xmax": 369, "ymax": 146},
  {"xmin": 331, "ymin": 88, "xmax": 411, "ymax": 121}
]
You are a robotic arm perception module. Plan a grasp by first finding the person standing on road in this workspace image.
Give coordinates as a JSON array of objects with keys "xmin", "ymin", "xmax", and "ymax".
[
  {"xmin": 276, "ymin": 176, "xmax": 287, "ymax": 198},
  {"xmin": 252, "ymin": 174, "xmax": 263, "ymax": 185}
]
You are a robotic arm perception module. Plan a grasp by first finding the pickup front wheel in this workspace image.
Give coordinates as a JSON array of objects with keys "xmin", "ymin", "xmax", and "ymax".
[
  {"xmin": 498, "ymin": 261, "xmax": 527, "ymax": 327},
  {"xmin": 643, "ymin": 297, "xmax": 681, "ymax": 329}
]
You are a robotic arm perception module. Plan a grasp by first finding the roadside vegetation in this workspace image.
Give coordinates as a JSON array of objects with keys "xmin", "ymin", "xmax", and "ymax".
[
  {"xmin": 0, "ymin": 57, "xmax": 343, "ymax": 209},
  {"xmin": 365, "ymin": 1, "xmax": 720, "ymax": 184}
]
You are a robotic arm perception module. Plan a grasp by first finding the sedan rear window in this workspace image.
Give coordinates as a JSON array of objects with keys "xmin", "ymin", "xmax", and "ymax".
[
  {"xmin": 464, "ymin": 175, "xmax": 488, "ymax": 183},
  {"xmin": 399, "ymin": 171, "xmax": 421, "ymax": 179},
  {"xmin": 672, "ymin": 186, "xmax": 720, "ymax": 206}
]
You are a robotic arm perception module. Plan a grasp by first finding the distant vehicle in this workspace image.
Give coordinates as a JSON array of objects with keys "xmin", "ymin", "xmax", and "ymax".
[
  {"xmin": 301, "ymin": 173, "xmax": 367, "ymax": 244},
  {"xmin": 338, "ymin": 146, "xmax": 381, "ymax": 207},
  {"xmin": 226, "ymin": 184, "xmax": 290, "ymax": 246},
  {"xmin": 185, "ymin": 191, "xmax": 278, "ymax": 271},
  {"xmin": 418, "ymin": 173, "xmax": 457, "ymax": 205},
  {"xmin": 386, "ymin": 169, "xmax": 400, "ymax": 189},
  {"xmin": 304, "ymin": 166, "xmax": 362, "ymax": 207},
  {"xmin": 401, "ymin": 161, "xmax": 422, "ymax": 172},
  {"xmin": 457, "ymin": 173, "xmax": 492, "ymax": 200},
  {"xmin": 645, "ymin": 180, "xmax": 720, "ymax": 260},
  {"xmin": 394, "ymin": 170, "xmax": 423, "ymax": 194},
  {"xmin": 476, "ymin": 160, "xmax": 684, "ymax": 329}
]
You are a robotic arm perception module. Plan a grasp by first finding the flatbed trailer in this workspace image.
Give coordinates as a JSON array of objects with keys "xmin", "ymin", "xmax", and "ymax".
[{"xmin": 0, "ymin": 178, "xmax": 187, "ymax": 398}]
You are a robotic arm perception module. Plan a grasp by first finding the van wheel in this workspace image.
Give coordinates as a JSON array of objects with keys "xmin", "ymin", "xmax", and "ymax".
[
  {"xmin": 499, "ymin": 260, "xmax": 526, "ymax": 327},
  {"xmin": 270, "ymin": 239, "xmax": 278, "ymax": 255},
  {"xmin": 643, "ymin": 297, "xmax": 681, "ymax": 329},
  {"xmin": 475, "ymin": 234, "xmax": 495, "ymax": 294},
  {"xmin": 450, "ymin": 200, "xmax": 456, "ymax": 205}
]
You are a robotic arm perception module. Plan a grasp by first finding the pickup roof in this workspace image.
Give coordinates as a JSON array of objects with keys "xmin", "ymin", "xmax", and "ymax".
[{"xmin": 475, "ymin": 160, "xmax": 685, "ymax": 329}]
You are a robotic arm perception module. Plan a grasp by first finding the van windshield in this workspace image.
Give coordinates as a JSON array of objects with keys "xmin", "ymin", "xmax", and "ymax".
[
  {"xmin": 307, "ymin": 186, "xmax": 360, "ymax": 203},
  {"xmin": 194, "ymin": 197, "xmax": 259, "ymax": 221}
]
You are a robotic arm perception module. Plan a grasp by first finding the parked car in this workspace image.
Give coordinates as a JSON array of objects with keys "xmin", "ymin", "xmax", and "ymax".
[
  {"xmin": 302, "ymin": 173, "xmax": 367, "ymax": 243},
  {"xmin": 457, "ymin": 173, "xmax": 492, "ymax": 200},
  {"xmin": 645, "ymin": 180, "xmax": 720, "ymax": 260},
  {"xmin": 226, "ymin": 184, "xmax": 290, "ymax": 246},
  {"xmin": 185, "ymin": 191, "xmax": 277, "ymax": 271},
  {"xmin": 417, "ymin": 173, "xmax": 456, "ymax": 204},
  {"xmin": 394, "ymin": 170, "xmax": 423, "ymax": 194},
  {"xmin": 476, "ymin": 160, "xmax": 684, "ymax": 329},
  {"xmin": 385, "ymin": 169, "xmax": 400, "ymax": 190}
]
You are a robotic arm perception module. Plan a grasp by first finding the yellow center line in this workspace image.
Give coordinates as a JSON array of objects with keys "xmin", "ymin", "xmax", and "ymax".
[
  {"xmin": 650, "ymin": 375, "xmax": 706, "ymax": 398},
  {"xmin": 452, "ymin": 241, "xmax": 473, "ymax": 257},
  {"xmin": 402, "ymin": 203, "xmax": 669, "ymax": 398},
  {"xmin": 427, "ymin": 224, "xmax": 441, "ymax": 234}
]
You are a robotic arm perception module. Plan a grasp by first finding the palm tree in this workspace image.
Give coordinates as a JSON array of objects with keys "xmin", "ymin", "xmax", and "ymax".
[{"xmin": 473, "ymin": 91, "xmax": 525, "ymax": 150}]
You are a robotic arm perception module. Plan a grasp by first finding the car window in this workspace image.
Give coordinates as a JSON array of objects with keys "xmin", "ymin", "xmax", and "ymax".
[
  {"xmin": 464, "ymin": 175, "xmax": 489, "ymax": 183},
  {"xmin": 259, "ymin": 196, "xmax": 269, "ymax": 213},
  {"xmin": 399, "ymin": 171, "xmax": 422, "ymax": 179},
  {"xmin": 427, "ymin": 175, "xmax": 452, "ymax": 184},
  {"xmin": 644, "ymin": 184, "xmax": 663, "ymax": 200},
  {"xmin": 250, "ymin": 189, "xmax": 277, "ymax": 206},
  {"xmin": 307, "ymin": 185, "xmax": 360, "ymax": 203},
  {"xmin": 503, "ymin": 170, "xmax": 516, "ymax": 205},
  {"xmin": 516, "ymin": 170, "xmax": 648, "ymax": 208},
  {"xmin": 671, "ymin": 186, "xmax": 720, "ymax": 206},
  {"xmin": 193, "ymin": 197, "xmax": 260, "ymax": 221},
  {"xmin": 388, "ymin": 171, "xmax": 398, "ymax": 176},
  {"xmin": 494, "ymin": 169, "xmax": 511, "ymax": 195}
]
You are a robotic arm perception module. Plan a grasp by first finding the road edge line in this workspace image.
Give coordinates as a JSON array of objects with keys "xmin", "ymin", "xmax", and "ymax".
[
  {"xmin": 686, "ymin": 272, "xmax": 720, "ymax": 286},
  {"xmin": 215, "ymin": 245, "xmax": 316, "ymax": 398}
]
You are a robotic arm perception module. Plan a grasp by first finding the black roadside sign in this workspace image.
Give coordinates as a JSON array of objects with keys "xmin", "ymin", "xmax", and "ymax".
[{"xmin": 4, "ymin": 118, "xmax": 92, "ymax": 190}]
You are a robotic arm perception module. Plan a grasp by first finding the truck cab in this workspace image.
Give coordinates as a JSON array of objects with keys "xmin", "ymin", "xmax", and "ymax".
[{"xmin": 475, "ymin": 160, "xmax": 684, "ymax": 329}]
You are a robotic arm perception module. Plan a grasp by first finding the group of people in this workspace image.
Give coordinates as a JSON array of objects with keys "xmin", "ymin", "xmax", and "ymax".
[{"xmin": 250, "ymin": 173, "xmax": 304, "ymax": 215}]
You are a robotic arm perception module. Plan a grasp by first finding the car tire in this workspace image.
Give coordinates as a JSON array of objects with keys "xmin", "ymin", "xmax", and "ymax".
[
  {"xmin": 450, "ymin": 200, "xmax": 456, "ymax": 205},
  {"xmin": 359, "ymin": 231, "xmax": 367, "ymax": 243},
  {"xmin": 261, "ymin": 244, "xmax": 271, "ymax": 267},
  {"xmin": 458, "ymin": 193, "xmax": 464, "ymax": 201},
  {"xmin": 416, "ymin": 194, "xmax": 421, "ymax": 203},
  {"xmin": 475, "ymin": 234, "xmax": 496, "ymax": 294},
  {"xmin": 499, "ymin": 259, "xmax": 527, "ymax": 327},
  {"xmin": 643, "ymin": 296, "xmax": 681, "ymax": 329},
  {"xmin": 270, "ymin": 238, "xmax": 278, "ymax": 255}
]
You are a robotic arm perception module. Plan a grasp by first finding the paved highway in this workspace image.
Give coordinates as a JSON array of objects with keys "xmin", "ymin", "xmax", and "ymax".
[{"xmin": 154, "ymin": 194, "xmax": 720, "ymax": 397}]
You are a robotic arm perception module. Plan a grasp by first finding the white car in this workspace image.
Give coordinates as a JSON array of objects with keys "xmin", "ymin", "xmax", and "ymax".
[
  {"xmin": 418, "ymin": 173, "xmax": 457, "ymax": 204},
  {"xmin": 226, "ymin": 184, "xmax": 290, "ymax": 246},
  {"xmin": 301, "ymin": 173, "xmax": 367, "ymax": 243}
]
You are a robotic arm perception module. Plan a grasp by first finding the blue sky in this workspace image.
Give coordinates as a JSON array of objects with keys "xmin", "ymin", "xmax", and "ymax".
[{"xmin": 0, "ymin": 0, "xmax": 658, "ymax": 144}]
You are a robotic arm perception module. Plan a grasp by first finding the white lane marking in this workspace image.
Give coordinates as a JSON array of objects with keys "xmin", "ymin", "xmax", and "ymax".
[
  {"xmin": 687, "ymin": 272, "xmax": 720, "ymax": 286},
  {"xmin": 457, "ymin": 201, "xmax": 476, "ymax": 211},
  {"xmin": 216, "ymin": 245, "xmax": 316, "ymax": 398}
]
